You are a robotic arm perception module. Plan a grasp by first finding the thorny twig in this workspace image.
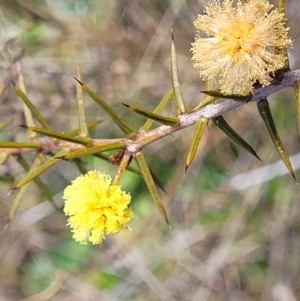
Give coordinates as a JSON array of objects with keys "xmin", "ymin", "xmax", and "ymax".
[
  {"xmin": 10, "ymin": 69, "xmax": 300, "ymax": 157},
  {"xmin": 124, "ymin": 69, "xmax": 300, "ymax": 153}
]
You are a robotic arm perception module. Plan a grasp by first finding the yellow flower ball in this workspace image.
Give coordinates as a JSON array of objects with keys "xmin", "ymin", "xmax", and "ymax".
[
  {"xmin": 63, "ymin": 170, "xmax": 133, "ymax": 245},
  {"xmin": 191, "ymin": 0, "xmax": 292, "ymax": 96}
]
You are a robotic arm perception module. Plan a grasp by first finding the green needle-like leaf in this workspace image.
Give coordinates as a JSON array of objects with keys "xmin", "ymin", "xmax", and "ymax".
[
  {"xmin": 201, "ymin": 90, "xmax": 252, "ymax": 102},
  {"xmin": 12, "ymin": 81, "xmax": 51, "ymax": 129},
  {"xmin": 60, "ymin": 141, "xmax": 125, "ymax": 160},
  {"xmin": 294, "ymin": 83, "xmax": 300, "ymax": 134},
  {"xmin": 17, "ymin": 155, "xmax": 56, "ymax": 206},
  {"xmin": 213, "ymin": 116, "xmax": 260, "ymax": 161},
  {"xmin": 13, "ymin": 148, "xmax": 69, "ymax": 190},
  {"xmin": 75, "ymin": 78, "xmax": 135, "ymax": 135},
  {"xmin": 135, "ymin": 152, "xmax": 168, "ymax": 224},
  {"xmin": 8, "ymin": 154, "xmax": 43, "ymax": 225},
  {"xmin": 24, "ymin": 126, "xmax": 92, "ymax": 146},
  {"xmin": 0, "ymin": 142, "xmax": 40, "ymax": 149},
  {"xmin": 185, "ymin": 117, "xmax": 209, "ymax": 173},
  {"xmin": 122, "ymin": 103, "xmax": 180, "ymax": 126},
  {"xmin": 17, "ymin": 63, "xmax": 36, "ymax": 134},
  {"xmin": 67, "ymin": 121, "xmax": 101, "ymax": 137},
  {"xmin": 257, "ymin": 99, "xmax": 295, "ymax": 180},
  {"xmin": 171, "ymin": 32, "xmax": 186, "ymax": 115},
  {"xmin": 76, "ymin": 66, "xmax": 89, "ymax": 138},
  {"xmin": 142, "ymin": 88, "xmax": 174, "ymax": 131}
]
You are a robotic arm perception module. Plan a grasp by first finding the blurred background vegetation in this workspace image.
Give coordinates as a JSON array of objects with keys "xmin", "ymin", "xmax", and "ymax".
[{"xmin": 1, "ymin": 1, "xmax": 300, "ymax": 300}]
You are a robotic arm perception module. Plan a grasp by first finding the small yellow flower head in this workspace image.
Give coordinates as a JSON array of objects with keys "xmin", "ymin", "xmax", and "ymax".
[
  {"xmin": 63, "ymin": 170, "xmax": 133, "ymax": 245},
  {"xmin": 191, "ymin": 0, "xmax": 292, "ymax": 96}
]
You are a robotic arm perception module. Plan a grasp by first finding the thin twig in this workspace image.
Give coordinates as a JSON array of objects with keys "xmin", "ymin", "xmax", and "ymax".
[
  {"xmin": 9, "ymin": 70, "xmax": 300, "ymax": 157},
  {"xmin": 124, "ymin": 69, "xmax": 300, "ymax": 153}
]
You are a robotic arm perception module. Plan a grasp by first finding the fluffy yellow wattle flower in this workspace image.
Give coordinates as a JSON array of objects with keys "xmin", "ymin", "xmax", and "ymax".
[
  {"xmin": 63, "ymin": 170, "xmax": 133, "ymax": 245},
  {"xmin": 191, "ymin": 0, "xmax": 292, "ymax": 96}
]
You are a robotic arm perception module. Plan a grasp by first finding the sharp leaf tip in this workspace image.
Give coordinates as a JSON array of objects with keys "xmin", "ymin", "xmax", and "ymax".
[
  {"xmin": 184, "ymin": 165, "xmax": 189, "ymax": 175},
  {"xmin": 74, "ymin": 77, "xmax": 83, "ymax": 85}
]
